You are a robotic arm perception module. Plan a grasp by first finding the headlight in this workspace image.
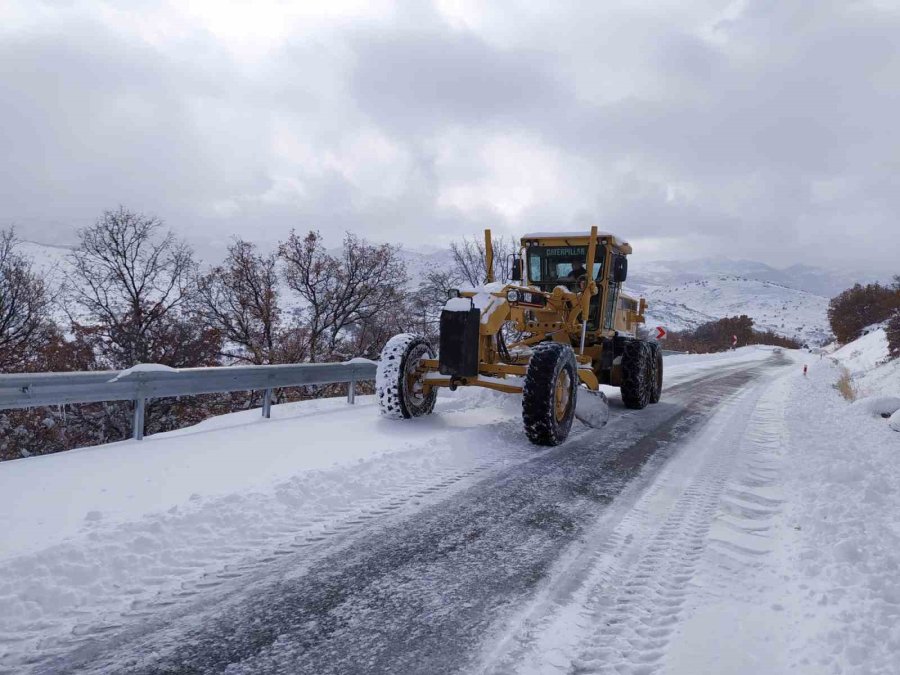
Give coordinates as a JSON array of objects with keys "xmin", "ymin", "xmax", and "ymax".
[
  {"xmin": 517, "ymin": 291, "xmax": 547, "ymax": 307},
  {"xmin": 506, "ymin": 289, "xmax": 520, "ymax": 303}
]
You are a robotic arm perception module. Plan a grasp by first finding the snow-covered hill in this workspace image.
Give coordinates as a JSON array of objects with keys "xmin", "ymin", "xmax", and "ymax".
[
  {"xmin": 396, "ymin": 246, "xmax": 451, "ymax": 285},
  {"xmin": 16, "ymin": 240, "xmax": 73, "ymax": 291},
  {"xmin": 636, "ymin": 275, "xmax": 833, "ymax": 346}
]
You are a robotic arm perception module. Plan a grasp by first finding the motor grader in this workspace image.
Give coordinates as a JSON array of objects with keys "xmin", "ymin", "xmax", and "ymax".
[{"xmin": 376, "ymin": 227, "xmax": 662, "ymax": 445}]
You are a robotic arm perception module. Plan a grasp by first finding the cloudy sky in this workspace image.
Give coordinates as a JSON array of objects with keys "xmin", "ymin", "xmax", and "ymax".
[{"xmin": 1, "ymin": 0, "xmax": 898, "ymax": 270}]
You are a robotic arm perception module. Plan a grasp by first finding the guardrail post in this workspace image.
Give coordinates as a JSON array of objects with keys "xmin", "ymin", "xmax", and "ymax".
[
  {"xmin": 262, "ymin": 388, "xmax": 273, "ymax": 418},
  {"xmin": 133, "ymin": 398, "xmax": 145, "ymax": 441},
  {"xmin": 347, "ymin": 377, "xmax": 356, "ymax": 405}
]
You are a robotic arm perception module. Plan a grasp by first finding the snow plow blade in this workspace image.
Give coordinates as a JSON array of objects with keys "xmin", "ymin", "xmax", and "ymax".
[{"xmin": 575, "ymin": 387, "xmax": 610, "ymax": 428}]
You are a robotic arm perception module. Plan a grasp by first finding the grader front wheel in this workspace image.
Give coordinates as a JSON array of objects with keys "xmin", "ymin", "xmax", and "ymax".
[
  {"xmin": 376, "ymin": 333, "xmax": 437, "ymax": 419},
  {"xmin": 522, "ymin": 343, "xmax": 577, "ymax": 446}
]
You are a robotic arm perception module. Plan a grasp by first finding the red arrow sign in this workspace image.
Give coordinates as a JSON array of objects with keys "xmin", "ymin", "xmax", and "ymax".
[{"xmin": 655, "ymin": 326, "xmax": 667, "ymax": 340}]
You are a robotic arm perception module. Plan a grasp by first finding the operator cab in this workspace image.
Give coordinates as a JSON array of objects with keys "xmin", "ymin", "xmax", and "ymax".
[
  {"xmin": 518, "ymin": 231, "xmax": 632, "ymax": 333},
  {"xmin": 526, "ymin": 244, "xmax": 604, "ymax": 291}
]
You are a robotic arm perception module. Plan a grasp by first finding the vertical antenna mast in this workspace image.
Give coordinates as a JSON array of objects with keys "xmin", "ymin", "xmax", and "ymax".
[{"xmin": 484, "ymin": 229, "xmax": 494, "ymax": 284}]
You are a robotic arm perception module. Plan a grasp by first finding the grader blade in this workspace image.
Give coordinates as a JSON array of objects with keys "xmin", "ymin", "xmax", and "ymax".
[{"xmin": 575, "ymin": 387, "xmax": 610, "ymax": 428}]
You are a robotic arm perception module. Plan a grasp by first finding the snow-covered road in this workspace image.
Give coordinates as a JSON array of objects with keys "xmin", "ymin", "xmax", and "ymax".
[
  {"xmin": 3, "ymin": 346, "xmax": 897, "ymax": 674},
  {"xmin": 2, "ymin": 349, "xmax": 787, "ymax": 674}
]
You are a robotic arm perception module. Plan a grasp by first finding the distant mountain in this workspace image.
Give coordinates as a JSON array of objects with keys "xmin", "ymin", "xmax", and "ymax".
[
  {"xmin": 396, "ymin": 247, "xmax": 452, "ymax": 286},
  {"xmin": 627, "ymin": 257, "xmax": 874, "ymax": 298}
]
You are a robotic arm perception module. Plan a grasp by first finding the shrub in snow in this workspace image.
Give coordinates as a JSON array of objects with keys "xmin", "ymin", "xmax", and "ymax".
[
  {"xmin": 828, "ymin": 282, "xmax": 900, "ymax": 344},
  {"xmin": 851, "ymin": 396, "xmax": 900, "ymax": 419},
  {"xmin": 887, "ymin": 311, "xmax": 900, "ymax": 360},
  {"xmin": 834, "ymin": 369, "xmax": 857, "ymax": 402}
]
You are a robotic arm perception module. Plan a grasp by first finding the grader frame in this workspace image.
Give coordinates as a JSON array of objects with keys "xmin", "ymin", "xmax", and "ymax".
[
  {"xmin": 376, "ymin": 226, "xmax": 663, "ymax": 446},
  {"xmin": 419, "ymin": 226, "xmax": 645, "ymax": 395}
]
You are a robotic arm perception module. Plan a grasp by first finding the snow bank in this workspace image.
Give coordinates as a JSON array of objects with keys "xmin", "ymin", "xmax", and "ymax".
[
  {"xmin": 776, "ymin": 361, "xmax": 900, "ymax": 671},
  {"xmin": 830, "ymin": 327, "xmax": 900, "ymax": 401},
  {"xmin": 851, "ymin": 395, "xmax": 900, "ymax": 418},
  {"xmin": 662, "ymin": 356, "xmax": 900, "ymax": 674},
  {"xmin": 832, "ymin": 327, "xmax": 889, "ymax": 377},
  {"xmin": 891, "ymin": 410, "xmax": 900, "ymax": 433},
  {"xmin": 855, "ymin": 357, "xmax": 900, "ymax": 399}
]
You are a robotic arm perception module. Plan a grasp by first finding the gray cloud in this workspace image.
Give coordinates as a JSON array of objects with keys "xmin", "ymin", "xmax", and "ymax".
[
  {"xmin": 349, "ymin": 29, "xmax": 571, "ymax": 135},
  {"xmin": 1, "ymin": 0, "xmax": 898, "ymax": 273}
]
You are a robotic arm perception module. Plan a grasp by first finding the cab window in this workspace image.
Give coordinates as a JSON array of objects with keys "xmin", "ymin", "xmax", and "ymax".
[{"xmin": 526, "ymin": 245, "xmax": 605, "ymax": 286}]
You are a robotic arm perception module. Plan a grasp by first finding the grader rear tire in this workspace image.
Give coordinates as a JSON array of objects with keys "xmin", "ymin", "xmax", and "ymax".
[
  {"xmin": 522, "ymin": 342, "xmax": 577, "ymax": 446},
  {"xmin": 376, "ymin": 333, "xmax": 437, "ymax": 419},
  {"xmin": 648, "ymin": 342, "xmax": 663, "ymax": 404},
  {"xmin": 621, "ymin": 340, "xmax": 651, "ymax": 410}
]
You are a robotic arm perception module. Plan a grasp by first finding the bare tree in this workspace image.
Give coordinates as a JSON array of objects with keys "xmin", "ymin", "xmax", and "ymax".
[
  {"xmin": 62, "ymin": 208, "xmax": 224, "ymax": 443},
  {"xmin": 0, "ymin": 228, "xmax": 49, "ymax": 370},
  {"xmin": 408, "ymin": 269, "xmax": 457, "ymax": 339},
  {"xmin": 449, "ymin": 234, "xmax": 517, "ymax": 287},
  {"xmin": 279, "ymin": 230, "xmax": 408, "ymax": 361},
  {"xmin": 67, "ymin": 207, "xmax": 199, "ymax": 368},
  {"xmin": 197, "ymin": 239, "xmax": 283, "ymax": 364}
]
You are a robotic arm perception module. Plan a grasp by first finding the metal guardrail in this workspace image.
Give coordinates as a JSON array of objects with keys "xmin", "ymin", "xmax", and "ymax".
[{"xmin": 0, "ymin": 361, "xmax": 378, "ymax": 441}]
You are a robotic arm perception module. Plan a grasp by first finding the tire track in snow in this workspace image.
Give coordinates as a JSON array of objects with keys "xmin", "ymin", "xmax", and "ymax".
[
  {"xmin": 657, "ymin": 375, "xmax": 791, "ymax": 674},
  {"xmin": 482, "ymin": 359, "xmax": 792, "ymax": 675}
]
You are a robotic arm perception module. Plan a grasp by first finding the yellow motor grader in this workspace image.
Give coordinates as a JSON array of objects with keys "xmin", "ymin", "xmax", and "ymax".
[{"xmin": 376, "ymin": 227, "xmax": 662, "ymax": 445}]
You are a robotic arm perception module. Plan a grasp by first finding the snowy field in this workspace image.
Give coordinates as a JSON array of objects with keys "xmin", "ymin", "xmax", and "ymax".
[{"xmin": 1, "ymin": 340, "xmax": 898, "ymax": 673}]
